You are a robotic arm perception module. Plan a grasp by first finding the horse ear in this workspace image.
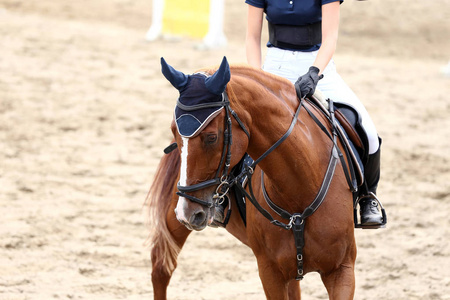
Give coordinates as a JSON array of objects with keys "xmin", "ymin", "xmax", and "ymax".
[
  {"xmin": 161, "ymin": 57, "xmax": 189, "ymax": 90},
  {"xmin": 205, "ymin": 56, "xmax": 230, "ymax": 95}
]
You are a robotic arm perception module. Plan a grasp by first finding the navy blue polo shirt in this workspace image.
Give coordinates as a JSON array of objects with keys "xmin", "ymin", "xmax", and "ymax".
[{"xmin": 246, "ymin": 0, "xmax": 343, "ymax": 51}]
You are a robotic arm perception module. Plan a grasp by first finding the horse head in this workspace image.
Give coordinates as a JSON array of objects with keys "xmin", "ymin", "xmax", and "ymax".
[{"xmin": 161, "ymin": 57, "xmax": 248, "ymax": 231}]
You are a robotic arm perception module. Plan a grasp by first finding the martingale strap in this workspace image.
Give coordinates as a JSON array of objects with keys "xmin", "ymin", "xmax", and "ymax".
[
  {"xmin": 231, "ymin": 97, "xmax": 306, "ymax": 229},
  {"xmin": 234, "ymin": 98, "xmax": 342, "ymax": 280}
]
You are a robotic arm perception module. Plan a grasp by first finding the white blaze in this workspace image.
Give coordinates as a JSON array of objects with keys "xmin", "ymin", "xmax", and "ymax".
[
  {"xmin": 176, "ymin": 137, "xmax": 190, "ymax": 222},
  {"xmin": 179, "ymin": 137, "xmax": 188, "ymax": 186}
]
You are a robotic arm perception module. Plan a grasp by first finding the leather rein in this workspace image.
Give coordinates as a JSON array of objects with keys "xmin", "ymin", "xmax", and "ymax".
[{"xmin": 172, "ymin": 91, "xmax": 349, "ymax": 280}]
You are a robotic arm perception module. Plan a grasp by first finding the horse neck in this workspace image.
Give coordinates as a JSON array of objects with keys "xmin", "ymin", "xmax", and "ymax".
[{"xmin": 229, "ymin": 69, "xmax": 333, "ymax": 207}]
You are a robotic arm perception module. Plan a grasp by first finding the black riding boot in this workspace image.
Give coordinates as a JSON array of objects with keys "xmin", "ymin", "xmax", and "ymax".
[{"xmin": 359, "ymin": 141, "xmax": 383, "ymax": 226}]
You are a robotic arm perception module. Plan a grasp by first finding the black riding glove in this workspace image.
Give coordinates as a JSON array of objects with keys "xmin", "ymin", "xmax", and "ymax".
[{"xmin": 294, "ymin": 66, "xmax": 324, "ymax": 99}]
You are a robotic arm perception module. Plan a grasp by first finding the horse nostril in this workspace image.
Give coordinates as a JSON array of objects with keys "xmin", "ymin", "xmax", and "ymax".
[{"xmin": 190, "ymin": 210, "xmax": 206, "ymax": 227}]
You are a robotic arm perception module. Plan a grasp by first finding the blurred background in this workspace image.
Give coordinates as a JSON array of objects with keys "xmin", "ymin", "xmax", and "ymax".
[{"xmin": 0, "ymin": 0, "xmax": 449, "ymax": 299}]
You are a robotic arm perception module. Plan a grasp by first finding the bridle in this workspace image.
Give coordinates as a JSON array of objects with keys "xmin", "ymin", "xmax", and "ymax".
[{"xmin": 175, "ymin": 92, "xmax": 250, "ymax": 209}]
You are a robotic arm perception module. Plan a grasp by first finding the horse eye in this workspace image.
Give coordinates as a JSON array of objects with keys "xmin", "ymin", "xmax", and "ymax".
[{"xmin": 205, "ymin": 134, "xmax": 218, "ymax": 145}]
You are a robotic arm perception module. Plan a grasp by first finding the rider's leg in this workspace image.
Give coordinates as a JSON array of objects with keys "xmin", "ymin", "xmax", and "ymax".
[
  {"xmin": 359, "ymin": 138, "xmax": 383, "ymax": 225},
  {"xmin": 314, "ymin": 62, "xmax": 384, "ymax": 227}
]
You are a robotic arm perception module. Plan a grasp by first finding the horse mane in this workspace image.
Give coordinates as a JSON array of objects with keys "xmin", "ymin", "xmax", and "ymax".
[{"xmin": 145, "ymin": 148, "xmax": 181, "ymax": 274}]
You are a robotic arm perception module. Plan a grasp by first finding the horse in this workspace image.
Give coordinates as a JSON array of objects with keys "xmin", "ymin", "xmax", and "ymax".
[{"xmin": 149, "ymin": 56, "xmax": 357, "ymax": 299}]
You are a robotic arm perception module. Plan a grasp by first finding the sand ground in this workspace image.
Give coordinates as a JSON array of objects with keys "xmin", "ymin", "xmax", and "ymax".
[{"xmin": 0, "ymin": 0, "xmax": 449, "ymax": 299}]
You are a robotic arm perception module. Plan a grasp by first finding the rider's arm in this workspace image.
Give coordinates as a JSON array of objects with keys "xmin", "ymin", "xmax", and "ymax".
[
  {"xmin": 313, "ymin": 1, "xmax": 340, "ymax": 75},
  {"xmin": 246, "ymin": 5, "xmax": 264, "ymax": 69}
]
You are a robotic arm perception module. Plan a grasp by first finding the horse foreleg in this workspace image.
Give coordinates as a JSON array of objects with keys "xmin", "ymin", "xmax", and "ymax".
[
  {"xmin": 151, "ymin": 252, "xmax": 172, "ymax": 300},
  {"xmin": 151, "ymin": 205, "xmax": 191, "ymax": 300},
  {"xmin": 320, "ymin": 262, "xmax": 355, "ymax": 300},
  {"xmin": 287, "ymin": 280, "xmax": 301, "ymax": 300},
  {"xmin": 257, "ymin": 258, "xmax": 291, "ymax": 300}
]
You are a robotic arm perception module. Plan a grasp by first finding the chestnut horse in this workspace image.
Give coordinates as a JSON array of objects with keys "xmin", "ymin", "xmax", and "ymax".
[{"xmin": 149, "ymin": 57, "xmax": 356, "ymax": 299}]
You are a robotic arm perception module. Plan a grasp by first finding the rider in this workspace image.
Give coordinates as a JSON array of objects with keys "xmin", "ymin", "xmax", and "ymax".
[{"xmin": 245, "ymin": 0, "xmax": 384, "ymax": 227}]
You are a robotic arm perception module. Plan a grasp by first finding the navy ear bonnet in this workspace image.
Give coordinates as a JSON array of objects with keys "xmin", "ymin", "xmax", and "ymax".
[{"xmin": 161, "ymin": 57, "xmax": 230, "ymax": 138}]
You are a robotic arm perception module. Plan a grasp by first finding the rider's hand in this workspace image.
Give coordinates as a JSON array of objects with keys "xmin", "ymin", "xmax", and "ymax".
[{"xmin": 295, "ymin": 66, "xmax": 324, "ymax": 99}]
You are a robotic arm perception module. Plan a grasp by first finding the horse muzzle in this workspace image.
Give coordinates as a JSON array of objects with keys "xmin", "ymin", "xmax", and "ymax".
[{"xmin": 174, "ymin": 197, "xmax": 214, "ymax": 231}]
